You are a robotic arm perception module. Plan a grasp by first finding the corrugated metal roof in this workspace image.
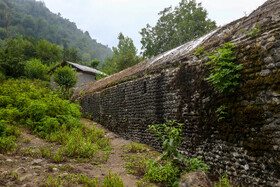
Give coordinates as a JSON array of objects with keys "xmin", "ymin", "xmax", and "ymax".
[{"xmin": 66, "ymin": 61, "xmax": 107, "ymax": 76}]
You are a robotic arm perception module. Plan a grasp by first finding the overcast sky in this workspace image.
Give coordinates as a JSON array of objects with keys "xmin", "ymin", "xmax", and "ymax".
[{"xmin": 41, "ymin": 0, "xmax": 267, "ymax": 51}]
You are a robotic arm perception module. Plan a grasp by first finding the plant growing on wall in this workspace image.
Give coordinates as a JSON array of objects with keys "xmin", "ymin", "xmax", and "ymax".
[{"xmin": 205, "ymin": 42, "xmax": 242, "ymax": 94}]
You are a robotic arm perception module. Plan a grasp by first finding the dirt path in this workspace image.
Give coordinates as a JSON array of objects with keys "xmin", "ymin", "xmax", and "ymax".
[
  {"xmin": 0, "ymin": 119, "xmax": 156, "ymax": 187},
  {"xmin": 80, "ymin": 119, "xmax": 141, "ymax": 187}
]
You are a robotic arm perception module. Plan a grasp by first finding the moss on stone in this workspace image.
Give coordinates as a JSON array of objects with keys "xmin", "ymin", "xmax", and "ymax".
[{"xmin": 268, "ymin": 102, "xmax": 280, "ymax": 114}]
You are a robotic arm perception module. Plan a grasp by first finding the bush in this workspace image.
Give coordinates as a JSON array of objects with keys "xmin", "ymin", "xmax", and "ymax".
[
  {"xmin": 24, "ymin": 59, "xmax": 49, "ymax": 80},
  {"xmin": 148, "ymin": 120, "xmax": 183, "ymax": 161},
  {"xmin": 0, "ymin": 79, "xmax": 81, "ymax": 138},
  {"xmin": 53, "ymin": 65, "xmax": 77, "ymax": 90},
  {"xmin": 0, "ymin": 79, "xmax": 110, "ymax": 159},
  {"xmin": 147, "ymin": 120, "xmax": 209, "ymax": 186},
  {"xmin": 0, "ymin": 120, "xmax": 19, "ymax": 153},
  {"xmin": 144, "ymin": 160, "xmax": 180, "ymax": 186}
]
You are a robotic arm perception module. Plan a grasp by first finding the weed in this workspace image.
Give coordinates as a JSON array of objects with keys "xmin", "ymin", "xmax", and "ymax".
[
  {"xmin": 11, "ymin": 171, "xmax": 20, "ymax": 181},
  {"xmin": 123, "ymin": 155, "xmax": 147, "ymax": 175},
  {"xmin": 59, "ymin": 163, "xmax": 76, "ymax": 173},
  {"xmin": 214, "ymin": 174, "xmax": 233, "ymax": 187},
  {"xmin": 51, "ymin": 151, "xmax": 65, "ymax": 163},
  {"xmin": 0, "ymin": 136, "xmax": 17, "ymax": 153},
  {"xmin": 147, "ymin": 120, "xmax": 209, "ymax": 186},
  {"xmin": 103, "ymin": 170, "xmax": 124, "ymax": 187},
  {"xmin": 148, "ymin": 120, "xmax": 183, "ymax": 161},
  {"xmin": 39, "ymin": 146, "xmax": 52, "ymax": 158},
  {"xmin": 47, "ymin": 165, "xmax": 56, "ymax": 172},
  {"xmin": 123, "ymin": 142, "xmax": 147, "ymax": 153},
  {"xmin": 195, "ymin": 46, "xmax": 206, "ymax": 57},
  {"xmin": 23, "ymin": 137, "xmax": 31, "ymax": 144},
  {"xmin": 246, "ymin": 24, "xmax": 261, "ymax": 38},
  {"xmin": 144, "ymin": 160, "xmax": 180, "ymax": 186},
  {"xmin": 216, "ymin": 105, "xmax": 228, "ymax": 122},
  {"xmin": 136, "ymin": 178, "xmax": 153, "ymax": 187},
  {"xmin": 184, "ymin": 156, "xmax": 210, "ymax": 173},
  {"xmin": 41, "ymin": 174, "xmax": 77, "ymax": 187},
  {"xmin": 61, "ymin": 128, "xmax": 97, "ymax": 158},
  {"xmin": 205, "ymin": 42, "xmax": 242, "ymax": 94},
  {"xmin": 21, "ymin": 147, "xmax": 41, "ymax": 157},
  {"xmin": 77, "ymin": 174, "xmax": 100, "ymax": 186}
]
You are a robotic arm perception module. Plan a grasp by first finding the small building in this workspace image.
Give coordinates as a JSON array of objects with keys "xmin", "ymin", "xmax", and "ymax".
[{"xmin": 49, "ymin": 61, "xmax": 106, "ymax": 87}]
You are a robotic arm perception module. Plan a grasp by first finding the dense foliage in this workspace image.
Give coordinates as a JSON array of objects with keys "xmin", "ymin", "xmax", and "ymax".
[
  {"xmin": 53, "ymin": 65, "xmax": 78, "ymax": 90},
  {"xmin": 24, "ymin": 58, "xmax": 49, "ymax": 80},
  {"xmin": 0, "ymin": 79, "xmax": 110, "ymax": 156},
  {"xmin": 101, "ymin": 33, "xmax": 141, "ymax": 75},
  {"xmin": 140, "ymin": 0, "xmax": 217, "ymax": 58},
  {"xmin": 0, "ymin": 36, "xmax": 62, "ymax": 77},
  {"xmin": 0, "ymin": 0, "xmax": 112, "ymax": 62}
]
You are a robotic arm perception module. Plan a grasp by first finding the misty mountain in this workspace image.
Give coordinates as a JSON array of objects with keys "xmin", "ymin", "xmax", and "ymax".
[{"xmin": 0, "ymin": 0, "xmax": 112, "ymax": 62}]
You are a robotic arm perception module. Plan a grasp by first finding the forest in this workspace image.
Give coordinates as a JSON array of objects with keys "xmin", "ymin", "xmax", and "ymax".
[{"xmin": 0, "ymin": 0, "xmax": 112, "ymax": 63}]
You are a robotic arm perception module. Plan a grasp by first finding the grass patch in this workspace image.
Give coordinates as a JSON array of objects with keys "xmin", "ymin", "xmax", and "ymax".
[
  {"xmin": 123, "ymin": 142, "xmax": 147, "ymax": 153},
  {"xmin": 123, "ymin": 155, "xmax": 147, "ymax": 175},
  {"xmin": 41, "ymin": 171, "xmax": 124, "ymax": 187}
]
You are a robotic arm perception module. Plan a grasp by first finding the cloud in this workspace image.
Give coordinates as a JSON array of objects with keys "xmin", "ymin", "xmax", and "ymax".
[{"xmin": 42, "ymin": 0, "xmax": 267, "ymax": 50}]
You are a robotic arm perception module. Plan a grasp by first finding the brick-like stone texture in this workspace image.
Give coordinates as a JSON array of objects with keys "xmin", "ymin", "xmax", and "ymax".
[{"xmin": 75, "ymin": 0, "xmax": 280, "ymax": 186}]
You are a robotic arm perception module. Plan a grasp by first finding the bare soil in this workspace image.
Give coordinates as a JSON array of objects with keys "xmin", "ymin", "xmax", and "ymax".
[{"xmin": 0, "ymin": 118, "xmax": 158, "ymax": 187}]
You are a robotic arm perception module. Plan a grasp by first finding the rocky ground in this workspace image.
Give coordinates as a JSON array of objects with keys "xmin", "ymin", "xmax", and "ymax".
[{"xmin": 0, "ymin": 119, "xmax": 159, "ymax": 187}]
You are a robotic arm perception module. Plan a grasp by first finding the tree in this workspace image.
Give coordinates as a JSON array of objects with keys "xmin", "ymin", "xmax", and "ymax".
[
  {"xmin": 140, "ymin": 0, "xmax": 216, "ymax": 58},
  {"xmin": 82, "ymin": 52, "xmax": 91, "ymax": 62},
  {"xmin": 24, "ymin": 58, "xmax": 49, "ymax": 80},
  {"xmin": 63, "ymin": 47, "xmax": 80, "ymax": 62},
  {"xmin": 90, "ymin": 59, "xmax": 100, "ymax": 69},
  {"xmin": 0, "ymin": 0, "xmax": 13, "ymax": 41},
  {"xmin": 0, "ymin": 36, "xmax": 26, "ymax": 77},
  {"xmin": 53, "ymin": 65, "xmax": 77, "ymax": 91},
  {"xmin": 36, "ymin": 39, "xmax": 62, "ymax": 64},
  {"xmin": 101, "ymin": 33, "xmax": 141, "ymax": 75}
]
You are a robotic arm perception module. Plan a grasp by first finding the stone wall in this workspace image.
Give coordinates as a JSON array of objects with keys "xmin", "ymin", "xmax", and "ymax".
[{"xmin": 74, "ymin": 0, "xmax": 280, "ymax": 186}]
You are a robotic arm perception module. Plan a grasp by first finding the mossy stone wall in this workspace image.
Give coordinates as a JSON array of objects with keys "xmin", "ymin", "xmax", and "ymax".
[{"xmin": 77, "ymin": 1, "xmax": 280, "ymax": 185}]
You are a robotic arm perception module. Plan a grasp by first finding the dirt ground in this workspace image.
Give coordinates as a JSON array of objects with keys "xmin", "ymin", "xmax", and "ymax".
[{"xmin": 0, "ymin": 118, "xmax": 158, "ymax": 187}]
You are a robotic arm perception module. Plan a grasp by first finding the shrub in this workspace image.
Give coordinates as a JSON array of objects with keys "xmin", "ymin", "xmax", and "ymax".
[
  {"xmin": 53, "ymin": 65, "xmax": 77, "ymax": 90},
  {"xmin": 148, "ymin": 120, "xmax": 183, "ymax": 161},
  {"xmin": 0, "ymin": 79, "xmax": 110, "ymax": 160},
  {"xmin": 0, "ymin": 136, "xmax": 17, "ymax": 153},
  {"xmin": 24, "ymin": 59, "xmax": 49, "ymax": 80},
  {"xmin": 0, "ymin": 121, "xmax": 18, "ymax": 153},
  {"xmin": 144, "ymin": 160, "xmax": 180, "ymax": 186},
  {"xmin": 147, "ymin": 120, "xmax": 209, "ymax": 186}
]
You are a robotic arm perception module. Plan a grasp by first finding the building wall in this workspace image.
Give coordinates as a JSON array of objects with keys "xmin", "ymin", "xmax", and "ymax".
[
  {"xmin": 50, "ymin": 72, "xmax": 96, "ymax": 88},
  {"xmin": 76, "ymin": 72, "xmax": 95, "ymax": 87}
]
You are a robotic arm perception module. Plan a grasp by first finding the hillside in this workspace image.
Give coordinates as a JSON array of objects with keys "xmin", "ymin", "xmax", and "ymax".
[{"xmin": 0, "ymin": 0, "xmax": 112, "ymax": 62}]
